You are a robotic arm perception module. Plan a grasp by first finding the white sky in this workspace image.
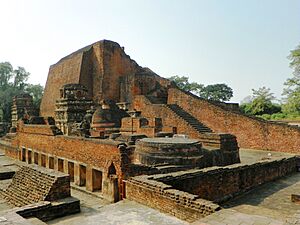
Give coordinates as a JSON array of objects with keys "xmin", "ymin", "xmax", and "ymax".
[{"xmin": 0, "ymin": 0, "xmax": 299, "ymax": 102}]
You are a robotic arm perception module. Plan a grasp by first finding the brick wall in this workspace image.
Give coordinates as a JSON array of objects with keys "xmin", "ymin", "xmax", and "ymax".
[
  {"xmin": 125, "ymin": 176, "xmax": 220, "ymax": 222},
  {"xmin": 5, "ymin": 124, "xmax": 128, "ymax": 199},
  {"xmin": 18, "ymin": 124, "xmax": 59, "ymax": 136},
  {"xmin": 40, "ymin": 40, "xmax": 170, "ymax": 118},
  {"xmin": 125, "ymin": 156, "xmax": 297, "ymax": 222},
  {"xmin": 40, "ymin": 51, "xmax": 84, "ymax": 117},
  {"xmin": 168, "ymin": 88, "xmax": 300, "ymax": 153},
  {"xmin": 14, "ymin": 133, "xmax": 125, "ymax": 178},
  {"xmin": 0, "ymin": 139, "xmax": 18, "ymax": 158},
  {"xmin": 159, "ymin": 157, "xmax": 297, "ymax": 203}
]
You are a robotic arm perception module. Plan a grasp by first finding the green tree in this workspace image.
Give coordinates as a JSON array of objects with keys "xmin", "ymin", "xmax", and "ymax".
[
  {"xmin": 0, "ymin": 87, "xmax": 21, "ymax": 122},
  {"xmin": 26, "ymin": 84, "xmax": 44, "ymax": 109},
  {"xmin": 0, "ymin": 62, "xmax": 13, "ymax": 88},
  {"xmin": 199, "ymin": 83, "xmax": 233, "ymax": 102},
  {"xmin": 13, "ymin": 66, "xmax": 29, "ymax": 90},
  {"xmin": 240, "ymin": 87, "xmax": 280, "ymax": 115},
  {"xmin": 169, "ymin": 75, "xmax": 204, "ymax": 93},
  {"xmin": 288, "ymin": 43, "xmax": 300, "ymax": 76},
  {"xmin": 169, "ymin": 75, "xmax": 233, "ymax": 102},
  {"xmin": 0, "ymin": 62, "xmax": 44, "ymax": 122},
  {"xmin": 282, "ymin": 43, "xmax": 300, "ymax": 114}
]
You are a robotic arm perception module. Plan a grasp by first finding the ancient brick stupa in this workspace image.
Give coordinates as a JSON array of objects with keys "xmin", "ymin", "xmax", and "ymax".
[
  {"xmin": 90, "ymin": 99, "xmax": 128, "ymax": 137},
  {"xmin": 40, "ymin": 40, "xmax": 171, "ymax": 118}
]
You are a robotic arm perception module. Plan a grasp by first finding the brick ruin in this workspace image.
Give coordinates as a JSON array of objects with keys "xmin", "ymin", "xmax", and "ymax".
[
  {"xmin": 54, "ymin": 83, "xmax": 93, "ymax": 135},
  {"xmin": 0, "ymin": 164, "xmax": 80, "ymax": 221},
  {"xmin": 11, "ymin": 93, "xmax": 36, "ymax": 130},
  {"xmin": 40, "ymin": 40, "xmax": 170, "ymax": 118},
  {"xmin": 125, "ymin": 156, "xmax": 298, "ymax": 222},
  {"xmin": 0, "ymin": 39, "xmax": 299, "ymax": 222},
  {"xmin": 0, "ymin": 165, "xmax": 71, "ymax": 207}
]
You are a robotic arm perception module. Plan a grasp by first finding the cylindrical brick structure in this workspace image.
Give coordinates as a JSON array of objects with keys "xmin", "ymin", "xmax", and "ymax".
[{"xmin": 134, "ymin": 137, "xmax": 214, "ymax": 167}]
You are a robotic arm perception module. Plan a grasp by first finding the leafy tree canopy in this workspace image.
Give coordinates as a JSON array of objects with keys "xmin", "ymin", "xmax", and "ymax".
[
  {"xmin": 288, "ymin": 43, "xmax": 300, "ymax": 76},
  {"xmin": 169, "ymin": 75, "xmax": 233, "ymax": 102},
  {"xmin": 282, "ymin": 44, "xmax": 300, "ymax": 114},
  {"xmin": 240, "ymin": 87, "xmax": 280, "ymax": 115},
  {"xmin": 169, "ymin": 76, "xmax": 203, "ymax": 93},
  {"xmin": 199, "ymin": 83, "xmax": 233, "ymax": 102},
  {"xmin": 0, "ymin": 62, "xmax": 43, "ymax": 122}
]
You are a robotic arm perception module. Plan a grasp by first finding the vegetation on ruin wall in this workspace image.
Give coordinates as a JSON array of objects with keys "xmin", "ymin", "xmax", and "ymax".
[{"xmin": 0, "ymin": 62, "xmax": 44, "ymax": 122}]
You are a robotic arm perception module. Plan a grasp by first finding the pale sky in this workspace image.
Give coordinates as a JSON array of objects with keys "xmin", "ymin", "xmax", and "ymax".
[{"xmin": 0, "ymin": 0, "xmax": 299, "ymax": 102}]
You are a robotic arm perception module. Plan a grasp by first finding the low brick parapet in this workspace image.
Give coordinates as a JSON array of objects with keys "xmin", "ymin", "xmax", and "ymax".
[
  {"xmin": 125, "ymin": 176, "xmax": 220, "ymax": 222},
  {"xmin": 125, "ymin": 155, "xmax": 297, "ymax": 222}
]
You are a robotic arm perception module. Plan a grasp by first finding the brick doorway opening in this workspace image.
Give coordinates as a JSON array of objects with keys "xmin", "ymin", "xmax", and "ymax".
[{"xmin": 92, "ymin": 169, "xmax": 102, "ymax": 191}]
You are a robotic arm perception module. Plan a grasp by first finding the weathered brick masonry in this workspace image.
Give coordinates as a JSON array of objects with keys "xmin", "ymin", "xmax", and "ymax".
[
  {"xmin": 40, "ymin": 39, "xmax": 300, "ymax": 154},
  {"xmin": 168, "ymin": 88, "xmax": 300, "ymax": 153},
  {"xmin": 2, "ymin": 39, "xmax": 299, "ymax": 222},
  {"xmin": 7, "ymin": 124, "xmax": 128, "ymax": 200},
  {"xmin": 125, "ymin": 155, "xmax": 297, "ymax": 222},
  {"xmin": 125, "ymin": 176, "xmax": 221, "ymax": 222},
  {"xmin": 0, "ymin": 165, "xmax": 70, "ymax": 207},
  {"xmin": 41, "ymin": 40, "xmax": 170, "ymax": 117},
  {"xmin": 157, "ymin": 157, "xmax": 297, "ymax": 203}
]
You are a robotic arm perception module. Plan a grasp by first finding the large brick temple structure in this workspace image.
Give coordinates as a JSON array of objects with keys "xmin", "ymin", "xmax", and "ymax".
[
  {"xmin": 40, "ymin": 40, "xmax": 170, "ymax": 118},
  {"xmin": 0, "ymin": 40, "xmax": 299, "ymax": 223}
]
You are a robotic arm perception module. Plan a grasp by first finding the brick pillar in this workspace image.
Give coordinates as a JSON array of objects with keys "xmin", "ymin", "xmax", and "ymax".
[
  {"xmin": 18, "ymin": 148, "xmax": 22, "ymax": 161},
  {"xmin": 38, "ymin": 152, "xmax": 42, "ymax": 166},
  {"xmin": 74, "ymin": 163, "xmax": 86, "ymax": 186},
  {"xmin": 45, "ymin": 155, "xmax": 50, "ymax": 168},
  {"xmin": 102, "ymin": 175, "xmax": 119, "ymax": 202},
  {"xmin": 54, "ymin": 157, "xmax": 59, "ymax": 171},
  {"xmin": 20, "ymin": 148, "xmax": 26, "ymax": 162},
  {"xmin": 25, "ymin": 149, "xmax": 29, "ymax": 164},
  {"xmin": 63, "ymin": 160, "xmax": 69, "ymax": 174},
  {"xmin": 86, "ymin": 166, "xmax": 93, "ymax": 192}
]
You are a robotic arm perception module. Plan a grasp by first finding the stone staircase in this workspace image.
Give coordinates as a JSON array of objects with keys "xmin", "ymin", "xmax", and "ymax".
[
  {"xmin": 0, "ymin": 165, "xmax": 66, "ymax": 207},
  {"xmin": 166, "ymin": 104, "xmax": 212, "ymax": 133}
]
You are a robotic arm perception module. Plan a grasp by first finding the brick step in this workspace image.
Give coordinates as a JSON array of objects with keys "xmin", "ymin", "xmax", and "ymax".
[
  {"xmin": 166, "ymin": 104, "xmax": 212, "ymax": 133},
  {"xmin": 8, "ymin": 187, "xmax": 49, "ymax": 196},
  {"xmin": 10, "ymin": 180, "xmax": 53, "ymax": 188},
  {"xmin": 1, "ymin": 166, "xmax": 58, "ymax": 207},
  {"xmin": 3, "ymin": 190, "xmax": 46, "ymax": 206},
  {"xmin": 4, "ymin": 188, "xmax": 45, "ymax": 202},
  {"xmin": 12, "ymin": 174, "xmax": 55, "ymax": 184},
  {"xmin": 2, "ymin": 190, "xmax": 33, "ymax": 206},
  {"xmin": 7, "ymin": 187, "xmax": 48, "ymax": 198},
  {"xmin": 8, "ymin": 180, "xmax": 52, "ymax": 190}
]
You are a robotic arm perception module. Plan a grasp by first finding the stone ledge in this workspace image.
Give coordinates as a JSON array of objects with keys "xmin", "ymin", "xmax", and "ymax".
[
  {"xmin": 0, "ymin": 167, "xmax": 15, "ymax": 180},
  {"xmin": 5, "ymin": 197, "xmax": 80, "ymax": 222}
]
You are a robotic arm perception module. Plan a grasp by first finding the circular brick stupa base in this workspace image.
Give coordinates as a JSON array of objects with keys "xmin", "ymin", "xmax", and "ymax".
[{"xmin": 134, "ymin": 137, "xmax": 212, "ymax": 167}]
